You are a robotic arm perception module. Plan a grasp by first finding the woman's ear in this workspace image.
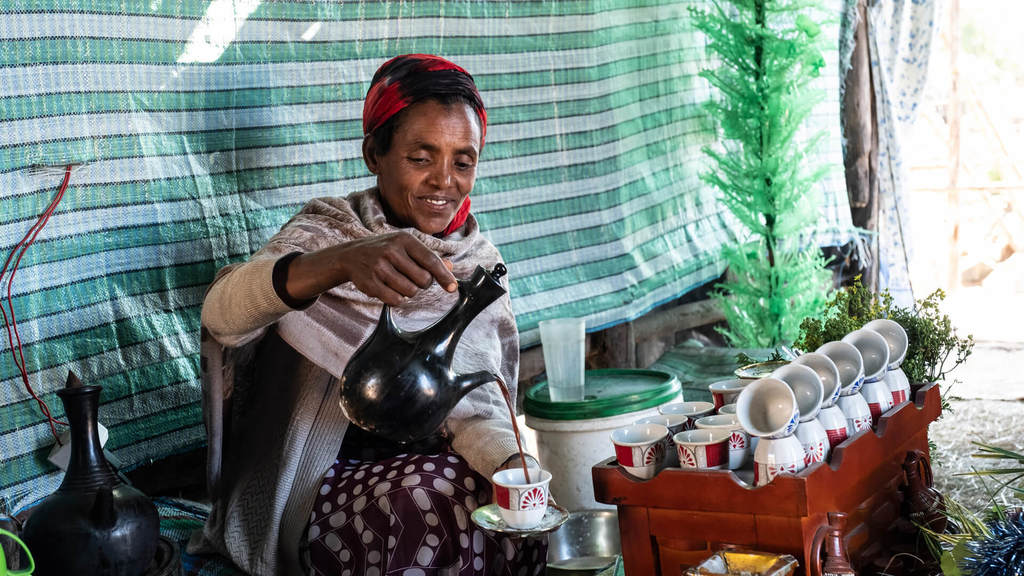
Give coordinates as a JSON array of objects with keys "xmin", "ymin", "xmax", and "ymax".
[{"xmin": 362, "ymin": 136, "xmax": 381, "ymax": 175}]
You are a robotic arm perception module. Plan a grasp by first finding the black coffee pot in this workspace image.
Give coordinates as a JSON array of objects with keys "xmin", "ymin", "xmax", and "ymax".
[
  {"xmin": 340, "ymin": 263, "xmax": 508, "ymax": 444},
  {"xmin": 21, "ymin": 372, "xmax": 159, "ymax": 576}
]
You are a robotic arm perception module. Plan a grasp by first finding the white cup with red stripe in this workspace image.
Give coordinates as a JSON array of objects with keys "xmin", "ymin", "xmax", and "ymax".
[
  {"xmin": 753, "ymin": 435, "xmax": 806, "ymax": 486},
  {"xmin": 708, "ymin": 378, "xmax": 749, "ymax": 410},
  {"xmin": 864, "ymin": 318, "xmax": 912, "ymax": 406},
  {"xmin": 491, "ymin": 468, "xmax": 552, "ymax": 529},
  {"xmin": 843, "ymin": 329, "xmax": 893, "ymax": 425},
  {"xmin": 817, "ymin": 404, "xmax": 849, "ymax": 449},
  {"xmin": 673, "ymin": 428, "xmax": 731, "ymax": 470},
  {"xmin": 611, "ymin": 423, "xmax": 668, "ymax": 479},
  {"xmin": 695, "ymin": 414, "xmax": 749, "ymax": 470},
  {"xmin": 635, "ymin": 413, "xmax": 690, "ymax": 467},
  {"xmin": 658, "ymin": 401, "xmax": 716, "ymax": 430}
]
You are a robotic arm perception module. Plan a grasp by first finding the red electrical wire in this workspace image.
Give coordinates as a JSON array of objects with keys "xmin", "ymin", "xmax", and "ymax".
[{"xmin": 1, "ymin": 165, "xmax": 73, "ymax": 444}]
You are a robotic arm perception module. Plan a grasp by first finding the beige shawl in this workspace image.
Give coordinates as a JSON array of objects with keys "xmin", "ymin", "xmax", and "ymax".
[{"xmin": 189, "ymin": 189, "xmax": 521, "ymax": 575}]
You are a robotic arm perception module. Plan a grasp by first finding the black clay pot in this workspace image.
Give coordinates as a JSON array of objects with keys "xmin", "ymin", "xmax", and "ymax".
[
  {"xmin": 340, "ymin": 263, "xmax": 507, "ymax": 444},
  {"xmin": 22, "ymin": 372, "xmax": 159, "ymax": 576}
]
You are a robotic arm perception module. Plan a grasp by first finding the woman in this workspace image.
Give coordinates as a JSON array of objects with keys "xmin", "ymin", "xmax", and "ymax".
[{"xmin": 191, "ymin": 55, "xmax": 545, "ymax": 576}]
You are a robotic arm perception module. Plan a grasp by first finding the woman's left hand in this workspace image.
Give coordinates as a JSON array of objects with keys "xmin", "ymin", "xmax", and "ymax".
[{"xmin": 494, "ymin": 453, "xmax": 539, "ymax": 473}]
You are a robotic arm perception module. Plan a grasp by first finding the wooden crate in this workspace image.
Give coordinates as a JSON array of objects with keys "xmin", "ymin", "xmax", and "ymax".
[{"xmin": 592, "ymin": 383, "xmax": 942, "ymax": 575}]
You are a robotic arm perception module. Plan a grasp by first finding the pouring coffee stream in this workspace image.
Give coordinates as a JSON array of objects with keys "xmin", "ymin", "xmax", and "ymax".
[
  {"xmin": 495, "ymin": 375, "xmax": 531, "ymax": 484},
  {"xmin": 339, "ymin": 263, "xmax": 532, "ymax": 482}
]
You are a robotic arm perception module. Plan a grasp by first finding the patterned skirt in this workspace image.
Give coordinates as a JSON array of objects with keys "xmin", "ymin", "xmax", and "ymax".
[{"xmin": 307, "ymin": 451, "xmax": 547, "ymax": 576}]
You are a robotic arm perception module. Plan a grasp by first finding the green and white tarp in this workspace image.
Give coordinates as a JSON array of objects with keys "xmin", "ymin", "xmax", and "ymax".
[{"xmin": 0, "ymin": 0, "xmax": 855, "ymax": 510}]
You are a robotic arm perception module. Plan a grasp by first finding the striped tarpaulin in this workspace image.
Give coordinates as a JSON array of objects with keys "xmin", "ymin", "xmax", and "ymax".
[{"xmin": 0, "ymin": 0, "xmax": 855, "ymax": 510}]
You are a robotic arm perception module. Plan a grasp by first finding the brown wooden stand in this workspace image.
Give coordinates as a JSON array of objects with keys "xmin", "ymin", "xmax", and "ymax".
[{"xmin": 592, "ymin": 383, "xmax": 942, "ymax": 575}]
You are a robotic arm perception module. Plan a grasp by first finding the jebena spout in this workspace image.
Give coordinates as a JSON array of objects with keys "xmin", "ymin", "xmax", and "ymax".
[{"xmin": 456, "ymin": 370, "xmax": 498, "ymax": 398}]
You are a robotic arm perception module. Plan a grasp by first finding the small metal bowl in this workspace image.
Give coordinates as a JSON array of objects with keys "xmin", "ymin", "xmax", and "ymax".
[{"xmin": 547, "ymin": 509, "xmax": 621, "ymax": 575}]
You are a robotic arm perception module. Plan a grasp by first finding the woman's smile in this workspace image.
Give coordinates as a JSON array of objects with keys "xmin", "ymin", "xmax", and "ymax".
[{"xmin": 421, "ymin": 196, "xmax": 453, "ymax": 208}]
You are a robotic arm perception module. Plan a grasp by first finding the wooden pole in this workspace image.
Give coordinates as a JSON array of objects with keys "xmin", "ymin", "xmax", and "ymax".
[
  {"xmin": 843, "ymin": 0, "xmax": 878, "ymax": 289},
  {"xmin": 947, "ymin": 0, "xmax": 961, "ymax": 292}
]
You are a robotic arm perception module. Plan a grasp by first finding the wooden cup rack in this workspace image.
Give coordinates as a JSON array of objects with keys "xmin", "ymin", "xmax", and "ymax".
[{"xmin": 592, "ymin": 383, "xmax": 942, "ymax": 575}]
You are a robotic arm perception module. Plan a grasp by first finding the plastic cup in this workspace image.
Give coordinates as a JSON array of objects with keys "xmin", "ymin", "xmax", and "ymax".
[{"xmin": 539, "ymin": 318, "xmax": 586, "ymax": 402}]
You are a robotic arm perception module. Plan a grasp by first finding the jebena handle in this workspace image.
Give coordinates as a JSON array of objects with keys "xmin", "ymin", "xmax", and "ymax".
[
  {"xmin": 809, "ymin": 521, "xmax": 829, "ymax": 576},
  {"xmin": 913, "ymin": 449, "xmax": 934, "ymax": 487}
]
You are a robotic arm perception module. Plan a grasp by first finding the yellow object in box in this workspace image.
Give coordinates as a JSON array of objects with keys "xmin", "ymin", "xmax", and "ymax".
[{"xmin": 686, "ymin": 549, "xmax": 798, "ymax": 576}]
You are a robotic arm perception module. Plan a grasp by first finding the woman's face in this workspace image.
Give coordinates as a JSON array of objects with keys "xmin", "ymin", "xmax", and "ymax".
[{"xmin": 365, "ymin": 99, "xmax": 482, "ymax": 235}]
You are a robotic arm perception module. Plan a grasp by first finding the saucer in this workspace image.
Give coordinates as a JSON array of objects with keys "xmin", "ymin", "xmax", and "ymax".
[
  {"xmin": 470, "ymin": 503, "xmax": 570, "ymax": 536},
  {"xmin": 735, "ymin": 360, "xmax": 789, "ymax": 379}
]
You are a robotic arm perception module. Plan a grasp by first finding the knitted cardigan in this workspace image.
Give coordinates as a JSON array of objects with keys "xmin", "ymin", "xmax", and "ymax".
[{"xmin": 188, "ymin": 189, "xmax": 521, "ymax": 575}]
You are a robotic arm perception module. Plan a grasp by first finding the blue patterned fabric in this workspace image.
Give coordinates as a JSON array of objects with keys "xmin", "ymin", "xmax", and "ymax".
[
  {"xmin": 866, "ymin": 0, "xmax": 939, "ymax": 306},
  {"xmin": 155, "ymin": 497, "xmax": 245, "ymax": 576}
]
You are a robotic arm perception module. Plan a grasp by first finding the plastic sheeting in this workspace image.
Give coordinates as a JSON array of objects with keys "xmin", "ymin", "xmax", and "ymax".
[{"xmin": 0, "ymin": 0, "xmax": 855, "ymax": 509}]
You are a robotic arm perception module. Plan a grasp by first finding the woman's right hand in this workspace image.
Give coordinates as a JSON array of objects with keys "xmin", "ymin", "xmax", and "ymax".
[{"xmin": 282, "ymin": 231, "xmax": 458, "ymax": 306}]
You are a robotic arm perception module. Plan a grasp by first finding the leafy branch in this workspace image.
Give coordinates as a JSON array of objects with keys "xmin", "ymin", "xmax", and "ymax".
[{"xmin": 795, "ymin": 278, "xmax": 974, "ymax": 384}]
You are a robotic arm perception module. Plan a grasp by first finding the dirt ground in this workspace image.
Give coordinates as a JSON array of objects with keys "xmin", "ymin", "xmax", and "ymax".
[{"xmin": 930, "ymin": 394, "xmax": 1024, "ymax": 512}]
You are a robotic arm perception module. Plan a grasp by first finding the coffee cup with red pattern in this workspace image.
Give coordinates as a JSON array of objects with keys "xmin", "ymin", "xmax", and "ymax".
[
  {"xmin": 695, "ymin": 414, "xmax": 750, "ymax": 469},
  {"xmin": 708, "ymin": 378, "xmax": 749, "ymax": 410},
  {"xmin": 635, "ymin": 413, "xmax": 690, "ymax": 467},
  {"xmin": 491, "ymin": 468, "xmax": 552, "ymax": 529},
  {"xmin": 753, "ymin": 435, "xmax": 806, "ymax": 486},
  {"xmin": 658, "ymin": 401, "xmax": 715, "ymax": 429},
  {"xmin": 673, "ymin": 429, "xmax": 731, "ymax": 470},
  {"xmin": 611, "ymin": 423, "xmax": 668, "ymax": 479},
  {"xmin": 817, "ymin": 404, "xmax": 849, "ymax": 449},
  {"xmin": 864, "ymin": 318, "xmax": 912, "ymax": 407},
  {"xmin": 842, "ymin": 329, "xmax": 893, "ymax": 425}
]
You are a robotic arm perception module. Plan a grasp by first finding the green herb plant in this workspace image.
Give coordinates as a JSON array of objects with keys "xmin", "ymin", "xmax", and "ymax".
[
  {"xmin": 735, "ymin": 349, "xmax": 788, "ymax": 367},
  {"xmin": 795, "ymin": 279, "xmax": 974, "ymax": 384}
]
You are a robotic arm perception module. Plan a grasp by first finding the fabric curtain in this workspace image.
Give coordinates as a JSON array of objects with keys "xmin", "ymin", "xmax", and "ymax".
[
  {"xmin": 0, "ymin": 0, "xmax": 855, "ymax": 510},
  {"xmin": 864, "ymin": 0, "xmax": 940, "ymax": 306}
]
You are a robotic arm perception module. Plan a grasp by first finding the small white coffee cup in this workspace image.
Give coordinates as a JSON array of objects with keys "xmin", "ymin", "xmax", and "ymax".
[
  {"xmin": 842, "ymin": 329, "xmax": 890, "ymax": 384},
  {"xmin": 635, "ymin": 414, "xmax": 690, "ymax": 467},
  {"xmin": 491, "ymin": 468, "xmax": 552, "ymax": 529},
  {"xmin": 658, "ymin": 401, "xmax": 715, "ymax": 429},
  {"xmin": 753, "ymin": 435, "xmax": 806, "ymax": 486},
  {"xmin": 817, "ymin": 404, "xmax": 849, "ymax": 449},
  {"xmin": 695, "ymin": 414, "xmax": 750, "ymax": 470},
  {"xmin": 863, "ymin": 318, "xmax": 908, "ymax": 369},
  {"xmin": 771, "ymin": 363, "xmax": 824, "ymax": 422},
  {"xmin": 816, "ymin": 341, "xmax": 865, "ymax": 395},
  {"xmin": 792, "ymin": 352, "xmax": 842, "ymax": 408},
  {"xmin": 708, "ymin": 378, "xmax": 749, "ymax": 410},
  {"xmin": 837, "ymin": 393, "xmax": 872, "ymax": 436},
  {"xmin": 736, "ymin": 377, "xmax": 800, "ymax": 439},
  {"xmin": 611, "ymin": 423, "xmax": 668, "ymax": 479},
  {"xmin": 864, "ymin": 319, "xmax": 912, "ymax": 406},
  {"xmin": 673, "ymin": 429, "xmax": 731, "ymax": 470}
]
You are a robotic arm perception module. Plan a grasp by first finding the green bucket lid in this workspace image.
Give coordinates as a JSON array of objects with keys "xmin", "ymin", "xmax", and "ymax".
[{"xmin": 524, "ymin": 369, "xmax": 681, "ymax": 421}]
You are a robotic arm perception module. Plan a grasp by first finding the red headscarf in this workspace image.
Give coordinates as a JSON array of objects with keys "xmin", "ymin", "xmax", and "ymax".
[{"xmin": 363, "ymin": 54, "xmax": 486, "ymax": 236}]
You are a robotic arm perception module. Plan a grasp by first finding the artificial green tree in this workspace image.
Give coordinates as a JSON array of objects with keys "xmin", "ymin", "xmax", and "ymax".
[{"xmin": 692, "ymin": 0, "xmax": 833, "ymax": 347}]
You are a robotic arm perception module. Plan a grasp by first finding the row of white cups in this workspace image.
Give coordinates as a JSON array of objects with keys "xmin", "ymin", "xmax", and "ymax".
[{"xmin": 611, "ymin": 318, "xmax": 911, "ymax": 487}]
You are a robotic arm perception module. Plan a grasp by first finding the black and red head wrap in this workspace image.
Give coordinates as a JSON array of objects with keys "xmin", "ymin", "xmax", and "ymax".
[
  {"xmin": 362, "ymin": 53, "xmax": 487, "ymax": 147},
  {"xmin": 363, "ymin": 54, "xmax": 487, "ymax": 236}
]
